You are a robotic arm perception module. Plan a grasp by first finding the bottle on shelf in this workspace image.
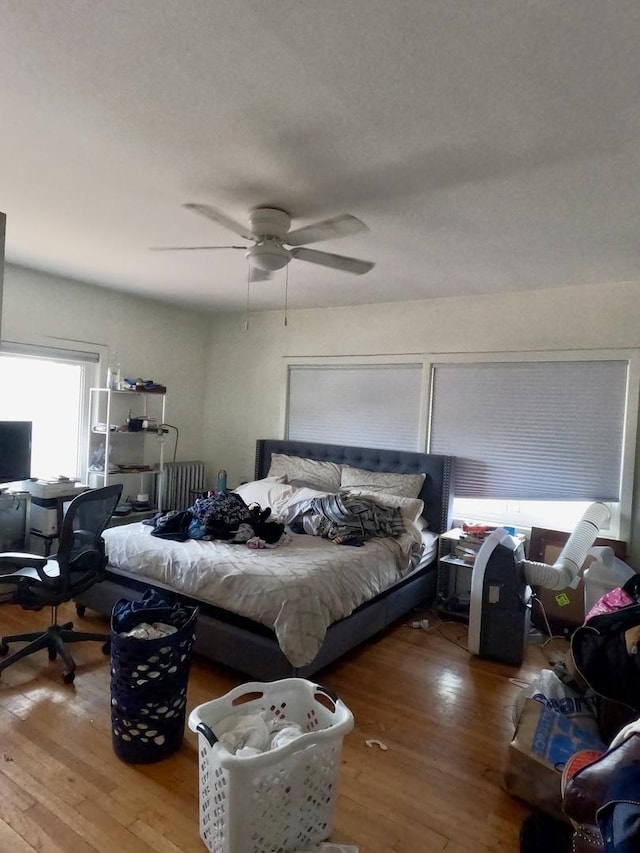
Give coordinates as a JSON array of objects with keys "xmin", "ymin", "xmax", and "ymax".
[
  {"xmin": 216, "ymin": 469, "xmax": 227, "ymax": 492},
  {"xmin": 107, "ymin": 351, "xmax": 121, "ymax": 391}
]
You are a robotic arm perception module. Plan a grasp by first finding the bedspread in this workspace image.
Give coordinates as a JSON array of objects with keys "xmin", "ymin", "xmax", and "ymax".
[{"xmin": 102, "ymin": 523, "xmax": 422, "ymax": 667}]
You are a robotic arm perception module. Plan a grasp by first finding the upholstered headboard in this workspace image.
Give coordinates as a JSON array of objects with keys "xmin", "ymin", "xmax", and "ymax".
[{"xmin": 254, "ymin": 439, "xmax": 455, "ymax": 534}]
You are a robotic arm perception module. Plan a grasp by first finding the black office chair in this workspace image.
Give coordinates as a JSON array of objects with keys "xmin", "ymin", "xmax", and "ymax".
[{"xmin": 0, "ymin": 484, "xmax": 122, "ymax": 683}]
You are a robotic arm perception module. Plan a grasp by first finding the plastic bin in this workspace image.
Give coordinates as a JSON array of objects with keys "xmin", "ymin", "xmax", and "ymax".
[
  {"xmin": 584, "ymin": 546, "xmax": 634, "ymax": 616},
  {"xmin": 188, "ymin": 678, "xmax": 354, "ymax": 853},
  {"xmin": 110, "ymin": 596, "xmax": 198, "ymax": 763}
]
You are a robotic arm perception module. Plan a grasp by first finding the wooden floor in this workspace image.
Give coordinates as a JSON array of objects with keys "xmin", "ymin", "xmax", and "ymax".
[{"xmin": 0, "ymin": 602, "xmax": 553, "ymax": 852}]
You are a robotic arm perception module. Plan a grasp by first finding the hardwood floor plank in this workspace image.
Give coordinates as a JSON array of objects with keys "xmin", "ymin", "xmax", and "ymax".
[
  {"xmin": 0, "ymin": 796, "xmax": 71, "ymax": 853},
  {"xmin": 0, "ymin": 816, "xmax": 41, "ymax": 853},
  {"xmin": 22, "ymin": 803, "xmax": 100, "ymax": 853},
  {"xmin": 128, "ymin": 817, "xmax": 205, "ymax": 853},
  {"xmin": 0, "ymin": 602, "xmax": 553, "ymax": 852}
]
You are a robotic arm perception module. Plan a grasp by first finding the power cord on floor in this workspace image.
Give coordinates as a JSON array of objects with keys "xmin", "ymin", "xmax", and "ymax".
[
  {"xmin": 403, "ymin": 609, "xmax": 470, "ymax": 650},
  {"xmin": 531, "ymin": 593, "xmax": 568, "ymax": 647}
]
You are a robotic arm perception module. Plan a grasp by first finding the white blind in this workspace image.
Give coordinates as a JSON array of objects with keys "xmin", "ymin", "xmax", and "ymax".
[
  {"xmin": 287, "ymin": 364, "xmax": 422, "ymax": 451},
  {"xmin": 429, "ymin": 360, "xmax": 627, "ymax": 500},
  {"xmin": 0, "ymin": 340, "xmax": 99, "ymax": 362}
]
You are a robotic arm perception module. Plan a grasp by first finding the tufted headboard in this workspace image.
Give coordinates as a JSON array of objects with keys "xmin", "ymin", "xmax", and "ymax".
[{"xmin": 254, "ymin": 439, "xmax": 455, "ymax": 535}]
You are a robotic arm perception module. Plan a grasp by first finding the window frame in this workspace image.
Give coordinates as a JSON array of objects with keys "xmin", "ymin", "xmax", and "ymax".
[
  {"xmin": 282, "ymin": 355, "xmax": 431, "ymax": 451},
  {"xmin": 280, "ymin": 349, "xmax": 638, "ymax": 543},
  {"xmin": 425, "ymin": 349, "xmax": 639, "ymax": 543},
  {"xmin": 0, "ymin": 335, "xmax": 106, "ymax": 481}
]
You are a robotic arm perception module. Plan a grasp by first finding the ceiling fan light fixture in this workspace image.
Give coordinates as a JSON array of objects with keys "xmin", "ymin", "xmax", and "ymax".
[{"xmin": 246, "ymin": 241, "xmax": 291, "ymax": 272}]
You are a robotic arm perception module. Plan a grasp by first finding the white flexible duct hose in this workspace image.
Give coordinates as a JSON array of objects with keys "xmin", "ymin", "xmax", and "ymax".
[{"xmin": 523, "ymin": 502, "xmax": 611, "ymax": 590}]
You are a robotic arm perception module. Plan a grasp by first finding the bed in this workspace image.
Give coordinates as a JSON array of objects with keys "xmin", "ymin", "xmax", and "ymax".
[{"xmin": 76, "ymin": 440, "xmax": 455, "ymax": 680}]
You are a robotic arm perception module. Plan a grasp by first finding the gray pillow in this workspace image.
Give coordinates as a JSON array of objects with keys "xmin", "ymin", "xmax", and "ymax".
[
  {"xmin": 267, "ymin": 454, "xmax": 342, "ymax": 490},
  {"xmin": 340, "ymin": 464, "xmax": 426, "ymax": 499}
]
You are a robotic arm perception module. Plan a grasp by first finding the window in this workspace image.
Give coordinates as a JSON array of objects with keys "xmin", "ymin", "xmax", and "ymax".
[
  {"xmin": 428, "ymin": 356, "xmax": 638, "ymax": 540},
  {"xmin": 286, "ymin": 362, "xmax": 425, "ymax": 451},
  {"xmin": 282, "ymin": 353, "xmax": 637, "ymax": 541},
  {"xmin": 0, "ymin": 342, "xmax": 100, "ymax": 481}
]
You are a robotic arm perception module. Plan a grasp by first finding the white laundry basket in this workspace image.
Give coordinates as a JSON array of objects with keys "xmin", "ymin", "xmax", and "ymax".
[{"xmin": 187, "ymin": 678, "xmax": 354, "ymax": 853}]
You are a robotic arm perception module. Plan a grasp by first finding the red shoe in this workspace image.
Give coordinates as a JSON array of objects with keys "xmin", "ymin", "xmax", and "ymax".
[
  {"xmin": 561, "ymin": 750, "xmax": 607, "ymax": 798},
  {"xmin": 562, "ymin": 734, "xmax": 640, "ymax": 852},
  {"xmin": 561, "ymin": 749, "xmax": 607, "ymax": 853}
]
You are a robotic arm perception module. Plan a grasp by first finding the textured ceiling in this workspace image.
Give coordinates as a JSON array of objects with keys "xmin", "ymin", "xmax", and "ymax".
[{"xmin": 2, "ymin": 0, "xmax": 640, "ymax": 313}]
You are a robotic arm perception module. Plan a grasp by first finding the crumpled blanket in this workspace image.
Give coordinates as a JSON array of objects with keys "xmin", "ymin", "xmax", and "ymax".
[{"xmin": 283, "ymin": 492, "xmax": 405, "ymax": 546}]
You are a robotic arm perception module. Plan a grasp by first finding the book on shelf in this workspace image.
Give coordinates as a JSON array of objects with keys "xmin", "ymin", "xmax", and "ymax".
[
  {"xmin": 453, "ymin": 545, "xmax": 480, "ymax": 564},
  {"xmin": 449, "ymin": 525, "xmax": 525, "ymax": 564}
]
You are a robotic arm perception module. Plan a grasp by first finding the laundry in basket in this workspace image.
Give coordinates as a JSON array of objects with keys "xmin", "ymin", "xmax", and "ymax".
[
  {"xmin": 188, "ymin": 678, "xmax": 354, "ymax": 853},
  {"xmin": 212, "ymin": 708, "xmax": 306, "ymax": 757},
  {"xmin": 110, "ymin": 591, "xmax": 198, "ymax": 764}
]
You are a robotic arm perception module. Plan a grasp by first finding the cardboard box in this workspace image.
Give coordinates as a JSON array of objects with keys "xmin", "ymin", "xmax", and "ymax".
[
  {"xmin": 529, "ymin": 528, "xmax": 627, "ymax": 636},
  {"xmin": 504, "ymin": 698, "xmax": 606, "ymax": 818}
]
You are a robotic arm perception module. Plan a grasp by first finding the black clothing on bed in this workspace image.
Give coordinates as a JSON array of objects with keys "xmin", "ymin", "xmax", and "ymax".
[
  {"xmin": 149, "ymin": 510, "xmax": 193, "ymax": 541},
  {"xmin": 147, "ymin": 495, "xmax": 285, "ymax": 544}
]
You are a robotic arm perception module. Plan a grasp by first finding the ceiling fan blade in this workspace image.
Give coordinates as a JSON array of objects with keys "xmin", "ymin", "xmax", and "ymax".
[
  {"xmin": 290, "ymin": 246, "xmax": 375, "ymax": 275},
  {"xmin": 183, "ymin": 203, "xmax": 254, "ymax": 241},
  {"xmin": 150, "ymin": 245, "xmax": 247, "ymax": 251},
  {"xmin": 285, "ymin": 214, "xmax": 369, "ymax": 247}
]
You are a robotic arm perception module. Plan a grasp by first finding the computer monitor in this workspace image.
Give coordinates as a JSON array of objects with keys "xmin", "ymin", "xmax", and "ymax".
[{"xmin": 0, "ymin": 421, "xmax": 32, "ymax": 484}]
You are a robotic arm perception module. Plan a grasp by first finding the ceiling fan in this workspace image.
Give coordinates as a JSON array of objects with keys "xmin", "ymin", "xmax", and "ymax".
[{"xmin": 153, "ymin": 204, "xmax": 375, "ymax": 280}]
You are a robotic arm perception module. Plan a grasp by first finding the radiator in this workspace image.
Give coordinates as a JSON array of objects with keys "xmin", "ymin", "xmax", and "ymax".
[{"xmin": 158, "ymin": 461, "xmax": 206, "ymax": 512}]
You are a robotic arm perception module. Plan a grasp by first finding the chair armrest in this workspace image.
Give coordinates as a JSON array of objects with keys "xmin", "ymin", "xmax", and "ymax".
[{"xmin": 0, "ymin": 553, "xmax": 48, "ymax": 572}]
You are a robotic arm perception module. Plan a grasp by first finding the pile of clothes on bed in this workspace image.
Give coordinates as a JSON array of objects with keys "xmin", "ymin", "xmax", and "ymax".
[
  {"xmin": 145, "ymin": 491, "xmax": 285, "ymax": 545},
  {"xmin": 145, "ymin": 489, "xmax": 407, "ymax": 548},
  {"xmin": 283, "ymin": 490, "xmax": 406, "ymax": 547}
]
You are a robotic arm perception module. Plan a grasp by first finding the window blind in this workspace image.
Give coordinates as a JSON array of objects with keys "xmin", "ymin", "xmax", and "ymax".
[
  {"xmin": 287, "ymin": 364, "xmax": 422, "ymax": 451},
  {"xmin": 429, "ymin": 360, "xmax": 627, "ymax": 500},
  {"xmin": 0, "ymin": 340, "xmax": 99, "ymax": 363}
]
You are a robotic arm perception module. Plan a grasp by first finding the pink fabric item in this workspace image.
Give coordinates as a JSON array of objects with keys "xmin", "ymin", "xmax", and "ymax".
[{"xmin": 585, "ymin": 587, "xmax": 635, "ymax": 621}]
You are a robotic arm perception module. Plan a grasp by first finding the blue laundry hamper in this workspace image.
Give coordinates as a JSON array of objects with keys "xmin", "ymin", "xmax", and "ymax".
[{"xmin": 110, "ymin": 592, "xmax": 198, "ymax": 763}]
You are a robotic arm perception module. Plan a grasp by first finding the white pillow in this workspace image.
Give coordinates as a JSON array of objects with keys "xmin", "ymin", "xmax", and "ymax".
[
  {"xmin": 340, "ymin": 487, "xmax": 425, "ymax": 527},
  {"xmin": 233, "ymin": 477, "xmax": 296, "ymax": 520},
  {"xmin": 340, "ymin": 465, "xmax": 426, "ymax": 499},
  {"xmin": 283, "ymin": 484, "xmax": 336, "ymax": 506},
  {"xmin": 267, "ymin": 453, "xmax": 342, "ymax": 490}
]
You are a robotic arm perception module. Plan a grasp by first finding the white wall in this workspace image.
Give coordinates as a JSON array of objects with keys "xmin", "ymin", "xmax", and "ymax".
[
  {"xmin": 2, "ymin": 264, "xmax": 210, "ymax": 465},
  {"xmin": 202, "ymin": 280, "xmax": 640, "ymax": 563},
  {"xmin": 4, "ymin": 264, "xmax": 639, "ymax": 561}
]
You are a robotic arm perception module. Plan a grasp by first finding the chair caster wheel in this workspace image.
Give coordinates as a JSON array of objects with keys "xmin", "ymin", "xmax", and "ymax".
[
  {"xmin": 0, "ymin": 643, "xmax": 8, "ymax": 657},
  {"xmin": 76, "ymin": 604, "xmax": 86, "ymax": 617},
  {"xmin": 63, "ymin": 670, "xmax": 75, "ymax": 684},
  {"xmin": 102, "ymin": 641, "xmax": 111, "ymax": 656}
]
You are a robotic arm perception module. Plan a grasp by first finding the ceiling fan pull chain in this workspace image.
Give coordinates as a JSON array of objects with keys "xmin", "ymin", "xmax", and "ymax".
[
  {"xmin": 244, "ymin": 265, "xmax": 251, "ymax": 331},
  {"xmin": 284, "ymin": 264, "xmax": 289, "ymax": 327}
]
